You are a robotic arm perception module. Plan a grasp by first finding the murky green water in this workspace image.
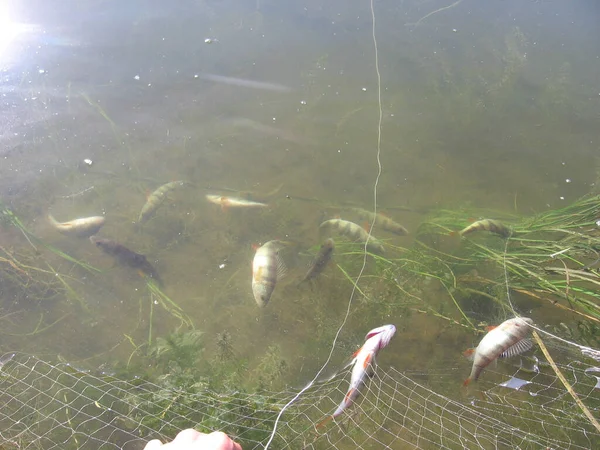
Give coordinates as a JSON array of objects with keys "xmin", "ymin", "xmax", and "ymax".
[{"xmin": 1, "ymin": 0, "xmax": 599, "ymax": 448}]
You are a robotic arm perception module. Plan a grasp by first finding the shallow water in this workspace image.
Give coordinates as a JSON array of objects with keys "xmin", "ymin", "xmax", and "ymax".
[{"xmin": 1, "ymin": 0, "xmax": 599, "ymax": 447}]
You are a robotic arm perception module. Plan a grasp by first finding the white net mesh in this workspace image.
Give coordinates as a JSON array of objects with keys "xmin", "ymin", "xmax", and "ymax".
[{"xmin": 1, "ymin": 345, "xmax": 598, "ymax": 449}]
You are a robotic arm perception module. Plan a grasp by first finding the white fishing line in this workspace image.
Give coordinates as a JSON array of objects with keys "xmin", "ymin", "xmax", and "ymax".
[
  {"xmin": 263, "ymin": 1, "xmax": 384, "ymax": 447},
  {"xmin": 501, "ymin": 229, "xmax": 598, "ymax": 354}
]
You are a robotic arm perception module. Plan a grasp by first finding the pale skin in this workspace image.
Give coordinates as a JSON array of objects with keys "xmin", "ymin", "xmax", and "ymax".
[{"xmin": 144, "ymin": 429, "xmax": 242, "ymax": 450}]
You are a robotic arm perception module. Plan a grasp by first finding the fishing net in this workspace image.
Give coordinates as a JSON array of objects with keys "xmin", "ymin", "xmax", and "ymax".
[{"xmin": 0, "ymin": 344, "xmax": 598, "ymax": 449}]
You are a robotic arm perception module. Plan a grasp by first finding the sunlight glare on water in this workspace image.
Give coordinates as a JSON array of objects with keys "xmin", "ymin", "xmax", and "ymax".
[{"xmin": 0, "ymin": 1, "xmax": 599, "ymax": 448}]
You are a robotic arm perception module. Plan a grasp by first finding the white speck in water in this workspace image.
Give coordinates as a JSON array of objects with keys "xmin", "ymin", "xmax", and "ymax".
[
  {"xmin": 194, "ymin": 74, "xmax": 199, "ymax": 78},
  {"xmin": 83, "ymin": 158, "xmax": 93, "ymax": 166},
  {"xmin": 38, "ymin": 69, "xmax": 45, "ymax": 74},
  {"xmin": 272, "ymin": 117, "xmax": 276, "ymax": 122},
  {"xmin": 596, "ymin": 220, "xmax": 600, "ymax": 227},
  {"xmin": 452, "ymin": 28, "xmax": 457, "ymax": 32},
  {"xmin": 561, "ymin": 161, "xmax": 566, "ymax": 165},
  {"xmin": 300, "ymin": 100, "xmax": 307, "ymax": 105},
  {"xmin": 559, "ymin": 196, "xmax": 565, "ymax": 200},
  {"xmin": 361, "ymin": 87, "xmax": 367, "ymax": 91},
  {"xmin": 565, "ymin": 178, "xmax": 571, "ymax": 183},
  {"xmin": 134, "ymin": 75, "xmax": 140, "ymax": 80},
  {"xmin": 219, "ymin": 263, "xmax": 226, "ymax": 269}
]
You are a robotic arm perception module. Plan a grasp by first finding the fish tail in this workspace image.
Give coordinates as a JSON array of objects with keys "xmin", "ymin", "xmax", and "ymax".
[
  {"xmin": 463, "ymin": 377, "xmax": 472, "ymax": 387},
  {"xmin": 315, "ymin": 415, "xmax": 334, "ymax": 429},
  {"xmin": 48, "ymin": 214, "xmax": 59, "ymax": 226}
]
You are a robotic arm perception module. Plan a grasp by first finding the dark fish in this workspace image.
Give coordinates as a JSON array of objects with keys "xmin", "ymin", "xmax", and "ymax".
[
  {"xmin": 459, "ymin": 219, "xmax": 511, "ymax": 238},
  {"xmin": 90, "ymin": 236, "xmax": 161, "ymax": 283},
  {"xmin": 301, "ymin": 238, "xmax": 334, "ymax": 283}
]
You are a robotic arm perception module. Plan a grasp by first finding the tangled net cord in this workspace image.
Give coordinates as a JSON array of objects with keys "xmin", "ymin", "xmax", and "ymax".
[{"xmin": 263, "ymin": 0, "xmax": 385, "ymax": 447}]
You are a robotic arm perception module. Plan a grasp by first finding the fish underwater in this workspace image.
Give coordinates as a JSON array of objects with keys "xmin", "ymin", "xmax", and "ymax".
[
  {"xmin": 90, "ymin": 236, "xmax": 161, "ymax": 283},
  {"xmin": 463, "ymin": 317, "xmax": 534, "ymax": 386},
  {"xmin": 351, "ymin": 208, "xmax": 409, "ymax": 236},
  {"xmin": 48, "ymin": 214, "xmax": 105, "ymax": 238},
  {"xmin": 317, "ymin": 324, "xmax": 396, "ymax": 428},
  {"xmin": 300, "ymin": 238, "xmax": 334, "ymax": 283},
  {"xmin": 458, "ymin": 219, "xmax": 511, "ymax": 238},
  {"xmin": 138, "ymin": 181, "xmax": 186, "ymax": 223},
  {"xmin": 206, "ymin": 194, "xmax": 268, "ymax": 210},
  {"xmin": 320, "ymin": 218, "xmax": 385, "ymax": 253},
  {"xmin": 252, "ymin": 240, "xmax": 287, "ymax": 307}
]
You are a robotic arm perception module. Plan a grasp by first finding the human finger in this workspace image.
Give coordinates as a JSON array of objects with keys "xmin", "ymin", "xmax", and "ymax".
[
  {"xmin": 143, "ymin": 439, "xmax": 164, "ymax": 450},
  {"xmin": 203, "ymin": 431, "xmax": 242, "ymax": 450}
]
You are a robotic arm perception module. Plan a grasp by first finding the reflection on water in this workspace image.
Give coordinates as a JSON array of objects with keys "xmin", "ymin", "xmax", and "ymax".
[{"xmin": 0, "ymin": 0, "xmax": 599, "ymax": 446}]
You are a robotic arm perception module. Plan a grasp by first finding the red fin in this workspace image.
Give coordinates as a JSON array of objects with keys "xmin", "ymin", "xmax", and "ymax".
[
  {"xmin": 251, "ymin": 243, "xmax": 260, "ymax": 251},
  {"xmin": 316, "ymin": 415, "xmax": 334, "ymax": 429},
  {"xmin": 485, "ymin": 325, "xmax": 497, "ymax": 332},
  {"xmin": 463, "ymin": 377, "xmax": 472, "ymax": 387},
  {"xmin": 362, "ymin": 353, "xmax": 373, "ymax": 369},
  {"xmin": 344, "ymin": 388, "xmax": 356, "ymax": 403},
  {"xmin": 463, "ymin": 348, "xmax": 475, "ymax": 357},
  {"xmin": 220, "ymin": 197, "xmax": 230, "ymax": 212},
  {"xmin": 363, "ymin": 221, "xmax": 371, "ymax": 232}
]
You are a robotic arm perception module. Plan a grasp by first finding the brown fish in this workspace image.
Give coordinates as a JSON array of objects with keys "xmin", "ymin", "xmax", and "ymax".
[
  {"xmin": 139, "ymin": 181, "xmax": 185, "ymax": 223},
  {"xmin": 90, "ymin": 236, "xmax": 161, "ymax": 283},
  {"xmin": 49, "ymin": 214, "xmax": 105, "ymax": 238},
  {"xmin": 300, "ymin": 238, "xmax": 334, "ymax": 283},
  {"xmin": 320, "ymin": 219, "xmax": 385, "ymax": 253},
  {"xmin": 351, "ymin": 208, "xmax": 409, "ymax": 236},
  {"xmin": 458, "ymin": 219, "xmax": 511, "ymax": 238}
]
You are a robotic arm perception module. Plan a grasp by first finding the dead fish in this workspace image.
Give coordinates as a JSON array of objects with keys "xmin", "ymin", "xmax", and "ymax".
[
  {"xmin": 320, "ymin": 219, "xmax": 385, "ymax": 253},
  {"xmin": 463, "ymin": 317, "xmax": 534, "ymax": 386},
  {"xmin": 317, "ymin": 324, "xmax": 396, "ymax": 428},
  {"xmin": 252, "ymin": 240, "xmax": 287, "ymax": 307},
  {"xmin": 300, "ymin": 238, "xmax": 334, "ymax": 283},
  {"xmin": 351, "ymin": 208, "xmax": 409, "ymax": 235},
  {"xmin": 48, "ymin": 214, "xmax": 105, "ymax": 238},
  {"xmin": 90, "ymin": 236, "xmax": 161, "ymax": 283},
  {"xmin": 138, "ymin": 181, "xmax": 185, "ymax": 223},
  {"xmin": 458, "ymin": 219, "xmax": 511, "ymax": 238},
  {"xmin": 199, "ymin": 73, "xmax": 292, "ymax": 92},
  {"xmin": 206, "ymin": 194, "xmax": 268, "ymax": 210}
]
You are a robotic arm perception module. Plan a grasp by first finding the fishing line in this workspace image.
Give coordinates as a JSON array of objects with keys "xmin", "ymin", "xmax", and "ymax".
[
  {"xmin": 500, "ymin": 229, "xmax": 598, "ymax": 354},
  {"xmin": 263, "ymin": 1, "xmax": 383, "ymax": 447}
]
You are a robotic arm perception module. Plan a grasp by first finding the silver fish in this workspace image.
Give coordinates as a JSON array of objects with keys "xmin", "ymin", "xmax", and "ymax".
[
  {"xmin": 199, "ymin": 73, "xmax": 291, "ymax": 92},
  {"xmin": 48, "ymin": 214, "xmax": 105, "ymax": 238},
  {"xmin": 252, "ymin": 240, "xmax": 287, "ymax": 307},
  {"xmin": 317, "ymin": 324, "xmax": 396, "ymax": 428},
  {"xmin": 206, "ymin": 194, "xmax": 268, "ymax": 209}
]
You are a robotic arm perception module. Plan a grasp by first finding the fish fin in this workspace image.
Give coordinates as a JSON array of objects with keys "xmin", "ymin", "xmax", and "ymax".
[
  {"xmin": 343, "ymin": 387, "xmax": 356, "ymax": 404},
  {"xmin": 463, "ymin": 377, "xmax": 472, "ymax": 387},
  {"xmin": 220, "ymin": 197, "xmax": 230, "ymax": 212},
  {"xmin": 485, "ymin": 325, "xmax": 498, "ymax": 332},
  {"xmin": 275, "ymin": 253, "xmax": 288, "ymax": 279},
  {"xmin": 48, "ymin": 214, "xmax": 59, "ymax": 226},
  {"xmin": 251, "ymin": 243, "xmax": 260, "ymax": 251},
  {"xmin": 363, "ymin": 221, "xmax": 371, "ymax": 232},
  {"xmin": 362, "ymin": 353, "xmax": 373, "ymax": 369},
  {"xmin": 463, "ymin": 348, "xmax": 476, "ymax": 361},
  {"xmin": 316, "ymin": 415, "xmax": 334, "ymax": 429},
  {"xmin": 500, "ymin": 338, "xmax": 533, "ymax": 358}
]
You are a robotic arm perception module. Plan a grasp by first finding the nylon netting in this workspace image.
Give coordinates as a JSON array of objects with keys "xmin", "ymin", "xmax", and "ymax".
[{"xmin": 0, "ymin": 346, "xmax": 598, "ymax": 449}]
